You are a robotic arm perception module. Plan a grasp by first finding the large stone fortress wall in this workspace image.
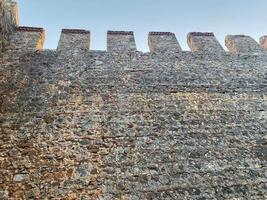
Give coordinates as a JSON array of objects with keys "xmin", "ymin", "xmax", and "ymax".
[{"xmin": 0, "ymin": 1, "xmax": 266, "ymax": 199}]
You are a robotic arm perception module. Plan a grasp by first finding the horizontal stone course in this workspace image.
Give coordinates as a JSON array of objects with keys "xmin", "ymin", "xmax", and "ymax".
[
  {"xmin": 188, "ymin": 32, "xmax": 215, "ymax": 37},
  {"xmin": 107, "ymin": 30, "xmax": 134, "ymax": 35},
  {"xmin": 16, "ymin": 26, "xmax": 44, "ymax": 32},
  {"xmin": 61, "ymin": 28, "xmax": 90, "ymax": 34},
  {"xmin": 149, "ymin": 32, "xmax": 175, "ymax": 36}
]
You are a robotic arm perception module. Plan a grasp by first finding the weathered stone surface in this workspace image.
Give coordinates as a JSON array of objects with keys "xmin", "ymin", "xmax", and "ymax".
[
  {"xmin": 225, "ymin": 35, "xmax": 265, "ymax": 54},
  {"xmin": 107, "ymin": 31, "xmax": 137, "ymax": 52},
  {"xmin": 6, "ymin": 26, "xmax": 45, "ymax": 52},
  {"xmin": 187, "ymin": 32, "xmax": 225, "ymax": 54},
  {"xmin": 148, "ymin": 32, "xmax": 182, "ymax": 53},
  {"xmin": 260, "ymin": 35, "xmax": 267, "ymax": 50},
  {"xmin": 0, "ymin": 0, "xmax": 18, "ymax": 52},
  {"xmin": 0, "ymin": 47, "xmax": 266, "ymax": 199},
  {"xmin": 57, "ymin": 29, "xmax": 90, "ymax": 53},
  {"xmin": 0, "ymin": 1, "xmax": 266, "ymax": 199}
]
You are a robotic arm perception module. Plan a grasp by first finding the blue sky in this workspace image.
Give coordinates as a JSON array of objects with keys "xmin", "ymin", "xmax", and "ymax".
[{"xmin": 18, "ymin": 0, "xmax": 267, "ymax": 51}]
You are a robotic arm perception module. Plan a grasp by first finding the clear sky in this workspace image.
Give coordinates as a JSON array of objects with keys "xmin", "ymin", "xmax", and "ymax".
[{"xmin": 18, "ymin": 0, "xmax": 267, "ymax": 51}]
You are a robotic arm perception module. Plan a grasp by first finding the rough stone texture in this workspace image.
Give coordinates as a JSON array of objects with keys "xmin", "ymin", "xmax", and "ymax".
[
  {"xmin": 187, "ymin": 32, "xmax": 225, "ymax": 54},
  {"xmin": 1, "ymin": 36, "xmax": 267, "ymax": 199},
  {"xmin": 148, "ymin": 32, "xmax": 182, "ymax": 53},
  {"xmin": 0, "ymin": 0, "xmax": 18, "ymax": 52},
  {"xmin": 4, "ymin": 26, "xmax": 45, "ymax": 53},
  {"xmin": 260, "ymin": 36, "xmax": 267, "ymax": 50},
  {"xmin": 107, "ymin": 31, "xmax": 137, "ymax": 52},
  {"xmin": 225, "ymin": 35, "xmax": 265, "ymax": 54},
  {"xmin": 0, "ymin": 2, "xmax": 267, "ymax": 200},
  {"xmin": 57, "ymin": 29, "xmax": 90, "ymax": 53}
]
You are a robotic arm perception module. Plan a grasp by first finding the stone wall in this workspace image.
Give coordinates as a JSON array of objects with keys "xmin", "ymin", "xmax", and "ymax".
[
  {"xmin": 0, "ymin": 26, "xmax": 266, "ymax": 199},
  {"xmin": 148, "ymin": 32, "xmax": 182, "ymax": 53},
  {"xmin": 107, "ymin": 31, "xmax": 137, "ymax": 52},
  {"xmin": 0, "ymin": 0, "xmax": 18, "ymax": 53},
  {"xmin": 57, "ymin": 29, "xmax": 90, "ymax": 53}
]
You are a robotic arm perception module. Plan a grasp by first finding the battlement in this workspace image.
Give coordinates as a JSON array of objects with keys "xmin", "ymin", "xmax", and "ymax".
[
  {"xmin": 225, "ymin": 35, "xmax": 265, "ymax": 54},
  {"xmin": 1, "ymin": 0, "xmax": 267, "ymax": 56},
  {"xmin": 57, "ymin": 28, "xmax": 90, "ymax": 53},
  {"xmin": 187, "ymin": 32, "xmax": 225, "ymax": 53},
  {"xmin": 107, "ymin": 30, "xmax": 137, "ymax": 52},
  {"xmin": 5, "ymin": 26, "xmax": 45, "ymax": 52},
  {"xmin": 5, "ymin": 28, "xmax": 267, "ymax": 55},
  {"xmin": 260, "ymin": 35, "xmax": 267, "ymax": 50},
  {"xmin": 148, "ymin": 32, "xmax": 182, "ymax": 53}
]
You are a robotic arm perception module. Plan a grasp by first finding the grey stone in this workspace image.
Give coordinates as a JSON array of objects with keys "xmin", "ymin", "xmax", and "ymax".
[
  {"xmin": 13, "ymin": 174, "xmax": 29, "ymax": 182},
  {"xmin": 76, "ymin": 164, "xmax": 89, "ymax": 178},
  {"xmin": 95, "ymin": 60, "xmax": 103, "ymax": 65}
]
